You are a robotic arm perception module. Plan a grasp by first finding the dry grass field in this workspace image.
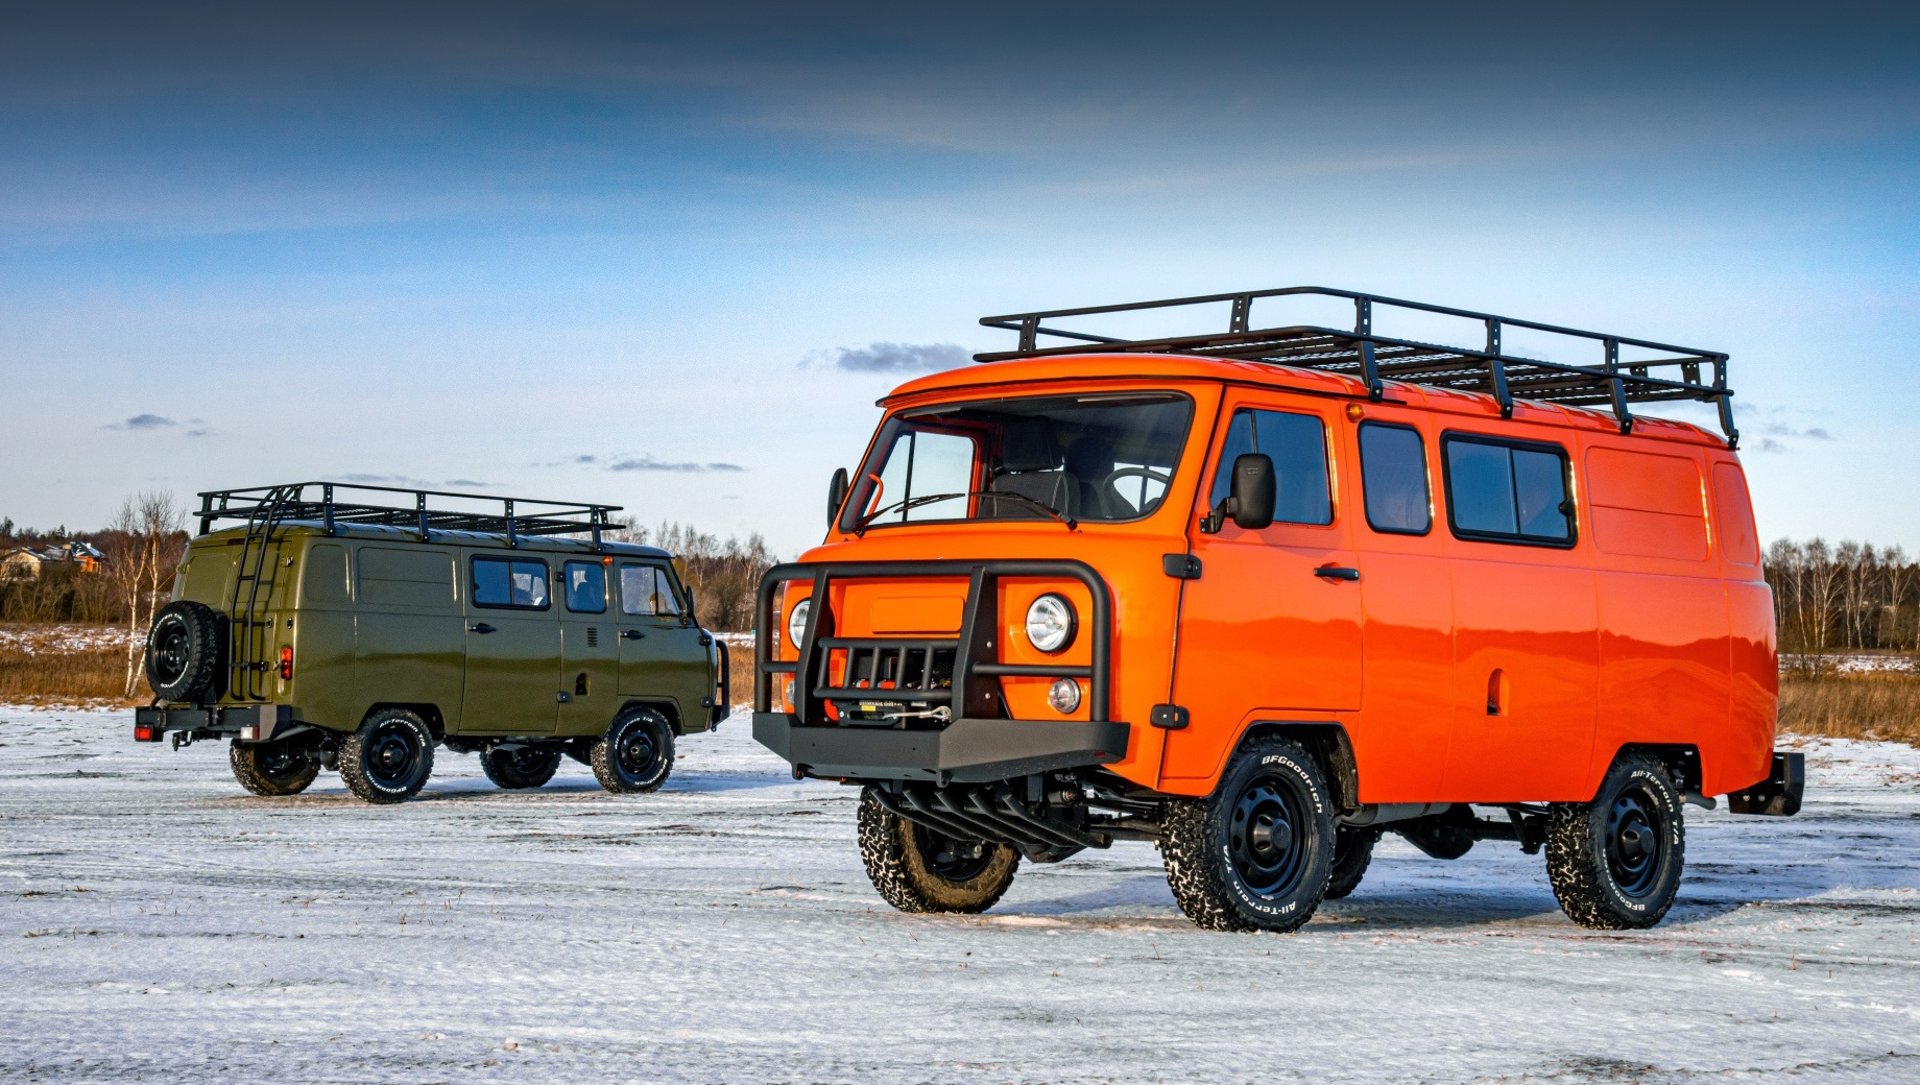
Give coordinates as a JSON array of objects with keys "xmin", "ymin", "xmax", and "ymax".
[{"xmin": 2, "ymin": 627, "xmax": 1913, "ymax": 748}]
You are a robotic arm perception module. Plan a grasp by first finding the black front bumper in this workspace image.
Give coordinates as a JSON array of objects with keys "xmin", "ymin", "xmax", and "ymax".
[
  {"xmin": 134, "ymin": 703, "xmax": 294, "ymax": 742},
  {"xmin": 753, "ymin": 712, "xmax": 1130, "ymax": 784}
]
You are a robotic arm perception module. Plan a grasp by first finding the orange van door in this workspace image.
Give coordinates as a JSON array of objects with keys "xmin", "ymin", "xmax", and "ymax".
[
  {"xmin": 1340, "ymin": 409, "xmax": 1454, "ymax": 800},
  {"xmin": 1161, "ymin": 394, "xmax": 1363, "ymax": 784},
  {"xmin": 1437, "ymin": 430, "xmax": 1598, "ymax": 800}
]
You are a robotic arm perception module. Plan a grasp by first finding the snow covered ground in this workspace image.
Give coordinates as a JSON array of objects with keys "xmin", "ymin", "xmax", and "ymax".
[{"xmin": 1, "ymin": 706, "xmax": 1915, "ymax": 1084}]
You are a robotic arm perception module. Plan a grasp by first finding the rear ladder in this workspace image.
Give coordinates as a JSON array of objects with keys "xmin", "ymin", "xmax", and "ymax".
[{"xmin": 225, "ymin": 484, "xmax": 298, "ymax": 703}]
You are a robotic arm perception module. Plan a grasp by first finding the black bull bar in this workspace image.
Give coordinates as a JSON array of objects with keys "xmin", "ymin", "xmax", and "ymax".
[{"xmin": 751, "ymin": 559, "xmax": 1129, "ymax": 783}]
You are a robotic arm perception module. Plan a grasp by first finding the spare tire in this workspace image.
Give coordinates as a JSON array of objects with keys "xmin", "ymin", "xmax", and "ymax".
[{"xmin": 145, "ymin": 600, "xmax": 224, "ymax": 702}]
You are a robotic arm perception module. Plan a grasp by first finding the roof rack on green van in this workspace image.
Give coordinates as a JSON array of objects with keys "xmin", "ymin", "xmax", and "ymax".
[
  {"xmin": 196, "ymin": 482, "xmax": 620, "ymax": 547},
  {"xmin": 975, "ymin": 286, "xmax": 1737, "ymax": 445}
]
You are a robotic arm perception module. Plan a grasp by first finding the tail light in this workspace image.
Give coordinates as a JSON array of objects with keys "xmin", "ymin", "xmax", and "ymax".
[
  {"xmin": 133, "ymin": 723, "xmax": 159, "ymax": 742},
  {"xmin": 279, "ymin": 646, "xmax": 294, "ymax": 680}
]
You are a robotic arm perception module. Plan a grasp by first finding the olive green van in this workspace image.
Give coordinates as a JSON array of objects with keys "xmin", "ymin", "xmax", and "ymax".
[{"xmin": 134, "ymin": 483, "xmax": 729, "ymax": 803}]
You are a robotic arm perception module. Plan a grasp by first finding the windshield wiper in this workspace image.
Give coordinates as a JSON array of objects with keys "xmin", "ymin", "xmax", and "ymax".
[{"xmin": 854, "ymin": 490, "xmax": 1078, "ymax": 535}]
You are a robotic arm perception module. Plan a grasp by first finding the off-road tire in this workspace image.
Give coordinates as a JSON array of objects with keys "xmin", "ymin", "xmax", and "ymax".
[
  {"xmin": 338, "ymin": 709, "xmax": 435, "ymax": 804},
  {"xmin": 1546, "ymin": 751, "xmax": 1686, "ymax": 930},
  {"xmin": 145, "ymin": 600, "xmax": 224, "ymax": 702},
  {"xmin": 228, "ymin": 737, "xmax": 320, "ymax": 797},
  {"xmin": 1325, "ymin": 825, "xmax": 1381, "ymax": 900},
  {"xmin": 856, "ymin": 788, "xmax": 1019, "ymax": 914},
  {"xmin": 1161, "ymin": 735, "xmax": 1335, "ymax": 932},
  {"xmin": 590, "ymin": 707, "xmax": 675, "ymax": 794},
  {"xmin": 480, "ymin": 745, "xmax": 562, "ymax": 789}
]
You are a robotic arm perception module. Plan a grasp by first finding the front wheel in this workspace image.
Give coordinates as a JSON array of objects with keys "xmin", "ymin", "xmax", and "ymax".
[
  {"xmin": 1161, "ymin": 735, "xmax": 1335, "ymax": 932},
  {"xmin": 856, "ymin": 788, "xmax": 1019, "ymax": 914},
  {"xmin": 229, "ymin": 736, "xmax": 320, "ymax": 797},
  {"xmin": 590, "ymin": 708, "xmax": 675, "ymax": 794},
  {"xmin": 1545, "ymin": 751, "xmax": 1686, "ymax": 930},
  {"xmin": 338, "ymin": 709, "xmax": 435, "ymax": 804}
]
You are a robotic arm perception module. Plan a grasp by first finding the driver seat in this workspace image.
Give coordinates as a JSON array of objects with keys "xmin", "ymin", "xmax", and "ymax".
[{"xmin": 988, "ymin": 424, "xmax": 1076, "ymax": 519}]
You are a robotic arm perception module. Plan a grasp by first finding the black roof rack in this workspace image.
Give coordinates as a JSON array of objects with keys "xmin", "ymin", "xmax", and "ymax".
[
  {"xmin": 977, "ymin": 286, "xmax": 1736, "ymax": 445},
  {"xmin": 195, "ymin": 482, "xmax": 621, "ymax": 548}
]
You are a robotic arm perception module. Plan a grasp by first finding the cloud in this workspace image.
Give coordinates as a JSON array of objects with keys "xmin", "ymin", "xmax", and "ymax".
[
  {"xmin": 1756, "ymin": 421, "xmax": 1832, "ymax": 441},
  {"xmin": 443, "ymin": 478, "xmax": 492, "ymax": 488},
  {"xmin": 809, "ymin": 342, "xmax": 971, "ymax": 373},
  {"xmin": 1755, "ymin": 437, "xmax": 1788, "ymax": 454},
  {"xmin": 337, "ymin": 472, "xmax": 431, "ymax": 486},
  {"xmin": 534, "ymin": 453, "xmax": 599, "ymax": 468},
  {"xmin": 606, "ymin": 456, "xmax": 745, "ymax": 473},
  {"xmin": 106, "ymin": 413, "xmax": 176, "ymax": 430},
  {"xmin": 184, "ymin": 428, "xmax": 212, "ymax": 438}
]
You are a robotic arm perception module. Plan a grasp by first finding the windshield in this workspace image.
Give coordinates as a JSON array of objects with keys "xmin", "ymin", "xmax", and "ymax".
[{"xmin": 839, "ymin": 392, "xmax": 1195, "ymax": 531}]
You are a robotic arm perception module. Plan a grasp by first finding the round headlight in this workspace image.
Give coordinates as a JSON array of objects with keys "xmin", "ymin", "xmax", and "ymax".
[
  {"xmin": 1025, "ymin": 594, "xmax": 1076, "ymax": 654},
  {"xmin": 1047, "ymin": 677, "xmax": 1082, "ymax": 714},
  {"xmin": 788, "ymin": 598, "xmax": 812, "ymax": 648}
]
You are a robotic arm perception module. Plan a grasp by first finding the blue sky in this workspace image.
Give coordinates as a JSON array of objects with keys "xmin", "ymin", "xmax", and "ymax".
[{"xmin": 3, "ymin": 2, "xmax": 1916, "ymax": 556}]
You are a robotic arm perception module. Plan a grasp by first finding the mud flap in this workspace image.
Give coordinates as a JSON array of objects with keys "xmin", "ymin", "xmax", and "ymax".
[{"xmin": 1727, "ymin": 751, "xmax": 1805, "ymax": 817}]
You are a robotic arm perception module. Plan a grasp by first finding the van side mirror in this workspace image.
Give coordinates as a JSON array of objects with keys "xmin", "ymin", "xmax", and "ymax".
[
  {"xmin": 827, "ymin": 467, "xmax": 851, "ymax": 528},
  {"xmin": 682, "ymin": 585, "xmax": 698, "ymax": 627},
  {"xmin": 1202, "ymin": 453, "xmax": 1276, "ymax": 533}
]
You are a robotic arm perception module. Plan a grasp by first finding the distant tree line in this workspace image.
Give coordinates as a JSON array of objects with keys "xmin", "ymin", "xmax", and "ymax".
[{"xmin": 1767, "ymin": 539, "xmax": 1918, "ymax": 654}]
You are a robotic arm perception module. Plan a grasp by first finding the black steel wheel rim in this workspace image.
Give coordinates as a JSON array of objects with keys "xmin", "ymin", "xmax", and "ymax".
[
  {"xmin": 616, "ymin": 723, "xmax": 660, "ymax": 780},
  {"xmin": 1228, "ymin": 775, "xmax": 1309, "ymax": 897},
  {"xmin": 260, "ymin": 745, "xmax": 309, "ymax": 782},
  {"xmin": 1605, "ymin": 788, "xmax": 1664, "ymax": 898},
  {"xmin": 913, "ymin": 823, "xmax": 993, "ymax": 881},
  {"xmin": 507, "ymin": 747, "xmax": 550, "ymax": 773},
  {"xmin": 366, "ymin": 721, "xmax": 422, "ymax": 788},
  {"xmin": 151, "ymin": 617, "xmax": 190, "ymax": 684}
]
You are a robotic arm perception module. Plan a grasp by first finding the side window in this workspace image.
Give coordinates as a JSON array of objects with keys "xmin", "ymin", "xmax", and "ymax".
[
  {"xmin": 564, "ymin": 561, "xmax": 607, "ymax": 614},
  {"xmin": 1207, "ymin": 408, "xmax": 1332, "ymax": 526},
  {"xmin": 359, "ymin": 547, "xmax": 455, "ymax": 609},
  {"xmin": 1359, "ymin": 423, "xmax": 1431, "ymax": 535},
  {"xmin": 472, "ymin": 557, "xmax": 550, "ymax": 609},
  {"xmin": 302, "ymin": 543, "xmax": 351, "ymax": 605},
  {"xmin": 619, "ymin": 564, "xmax": 683, "ymax": 618},
  {"xmin": 1443, "ymin": 435, "xmax": 1574, "ymax": 545}
]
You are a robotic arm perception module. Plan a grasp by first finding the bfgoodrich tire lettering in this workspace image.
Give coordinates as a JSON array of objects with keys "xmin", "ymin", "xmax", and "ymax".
[
  {"xmin": 1161, "ymin": 736, "xmax": 1335, "ymax": 932},
  {"xmin": 145, "ymin": 600, "xmax": 223, "ymax": 702},
  {"xmin": 338, "ymin": 709, "xmax": 435, "ymax": 804},
  {"xmin": 856, "ymin": 788, "xmax": 1019, "ymax": 914},
  {"xmin": 591, "ymin": 707, "xmax": 675, "ymax": 794},
  {"xmin": 1546, "ymin": 751, "xmax": 1686, "ymax": 930}
]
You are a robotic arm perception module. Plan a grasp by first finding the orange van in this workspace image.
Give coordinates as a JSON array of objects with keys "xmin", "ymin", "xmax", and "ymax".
[{"xmin": 753, "ymin": 287, "xmax": 1801, "ymax": 932}]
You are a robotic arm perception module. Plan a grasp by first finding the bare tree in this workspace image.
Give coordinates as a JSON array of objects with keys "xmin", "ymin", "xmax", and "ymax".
[{"xmin": 106, "ymin": 492, "xmax": 184, "ymax": 697}]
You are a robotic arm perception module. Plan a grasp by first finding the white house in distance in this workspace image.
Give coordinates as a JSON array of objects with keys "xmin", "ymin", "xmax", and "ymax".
[{"xmin": 1, "ymin": 541, "xmax": 107, "ymax": 579}]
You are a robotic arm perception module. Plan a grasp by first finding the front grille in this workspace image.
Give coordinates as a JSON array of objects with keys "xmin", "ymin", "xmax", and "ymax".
[{"xmin": 838, "ymin": 644, "xmax": 954, "ymax": 695}]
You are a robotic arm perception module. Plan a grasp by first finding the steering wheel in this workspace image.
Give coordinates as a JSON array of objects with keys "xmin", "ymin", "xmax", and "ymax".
[{"xmin": 1098, "ymin": 467, "xmax": 1172, "ymax": 513}]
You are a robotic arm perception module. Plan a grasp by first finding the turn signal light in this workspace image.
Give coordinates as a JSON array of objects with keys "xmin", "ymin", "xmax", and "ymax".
[{"xmin": 279, "ymin": 646, "xmax": 294, "ymax": 680}]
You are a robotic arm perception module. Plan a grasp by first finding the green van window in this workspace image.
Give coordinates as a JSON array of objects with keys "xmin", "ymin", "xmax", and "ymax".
[
  {"xmin": 472, "ymin": 557, "xmax": 550, "ymax": 609},
  {"xmin": 564, "ymin": 561, "xmax": 607, "ymax": 613},
  {"xmin": 619, "ymin": 564, "xmax": 682, "ymax": 617},
  {"xmin": 302, "ymin": 543, "xmax": 351, "ymax": 605},
  {"xmin": 359, "ymin": 547, "xmax": 455, "ymax": 608}
]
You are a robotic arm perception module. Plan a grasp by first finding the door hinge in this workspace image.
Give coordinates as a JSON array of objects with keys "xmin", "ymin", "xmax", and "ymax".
[
  {"xmin": 1150, "ymin": 704, "xmax": 1190, "ymax": 730},
  {"xmin": 1162, "ymin": 553, "xmax": 1202, "ymax": 580}
]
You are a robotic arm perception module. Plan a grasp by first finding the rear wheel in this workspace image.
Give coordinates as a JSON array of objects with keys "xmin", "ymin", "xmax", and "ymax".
[
  {"xmin": 1546, "ymin": 751, "xmax": 1686, "ymax": 930},
  {"xmin": 1324, "ymin": 825, "xmax": 1381, "ymax": 900},
  {"xmin": 145, "ymin": 601, "xmax": 223, "ymax": 702},
  {"xmin": 1161, "ymin": 735, "xmax": 1335, "ymax": 932},
  {"xmin": 480, "ymin": 745, "xmax": 562, "ymax": 789},
  {"xmin": 590, "ymin": 708, "xmax": 675, "ymax": 794},
  {"xmin": 229, "ymin": 736, "xmax": 320, "ymax": 797},
  {"xmin": 856, "ymin": 788, "xmax": 1019, "ymax": 914},
  {"xmin": 339, "ymin": 709, "xmax": 435, "ymax": 804}
]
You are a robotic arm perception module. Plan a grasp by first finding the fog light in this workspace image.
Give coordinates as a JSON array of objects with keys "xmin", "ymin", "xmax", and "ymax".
[
  {"xmin": 1047, "ymin": 677, "xmax": 1082, "ymax": 714},
  {"xmin": 239, "ymin": 725, "xmax": 258, "ymax": 741},
  {"xmin": 133, "ymin": 723, "xmax": 157, "ymax": 742}
]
